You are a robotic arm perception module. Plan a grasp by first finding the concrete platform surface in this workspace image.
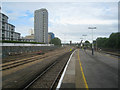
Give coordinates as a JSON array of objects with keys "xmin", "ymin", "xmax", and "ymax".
[{"xmin": 57, "ymin": 49, "xmax": 118, "ymax": 89}]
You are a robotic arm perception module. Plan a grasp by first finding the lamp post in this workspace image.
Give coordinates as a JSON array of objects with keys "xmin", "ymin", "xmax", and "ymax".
[{"xmin": 88, "ymin": 27, "xmax": 96, "ymax": 55}]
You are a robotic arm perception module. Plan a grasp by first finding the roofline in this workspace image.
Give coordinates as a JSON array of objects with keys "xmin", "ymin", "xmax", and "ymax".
[
  {"xmin": 35, "ymin": 8, "xmax": 48, "ymax": 12},
  {"xmin": 0, "ymin": 13, "xmax": 9, "ymax": 19},
  {"xmin": 2, "ymin": 20, "xmax": 15, "ymax": 27}
]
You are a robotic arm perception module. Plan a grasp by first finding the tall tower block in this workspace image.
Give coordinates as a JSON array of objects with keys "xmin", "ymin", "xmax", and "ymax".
[{"xmin": 34, "ymin": 8, "xmax": 48, "ymax": 43}]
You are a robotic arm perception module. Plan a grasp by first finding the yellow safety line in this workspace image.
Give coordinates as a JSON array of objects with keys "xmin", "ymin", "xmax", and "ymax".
[{"xmin": 78, "ymin": 49, "xmax": 89, "ymax": 89}]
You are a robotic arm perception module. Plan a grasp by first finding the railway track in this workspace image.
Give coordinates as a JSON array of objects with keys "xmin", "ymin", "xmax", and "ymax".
[
  {"xmin": 2, "ymin": 53, "xmax": 39, "ymax": 63},
  {"xmin": 1, "ymin": 47, "xmax": 70, "ymax": 71},
  {"xmin": 100, "ymin": 50, "xmax": 120, "ymax": 57},
  {"xmin": 22, "ymin": 51, "xmax": 73, "ymax": 89},
  {"xmin": 2, "ymin": 47, "xmax": 64, "ymax": 63}
]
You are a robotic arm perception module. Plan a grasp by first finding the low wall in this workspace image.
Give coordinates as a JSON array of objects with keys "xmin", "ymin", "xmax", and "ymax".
[
  {"xmin": 0, "ymin": 43, "xmax": 54, "ymax": 46},
  {"xmin": 2, "ymin": 46, "xmax": 59, "ymax": 58}
]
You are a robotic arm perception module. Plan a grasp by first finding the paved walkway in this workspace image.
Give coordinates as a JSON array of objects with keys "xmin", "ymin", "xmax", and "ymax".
[
  {"xmin": 57, "ymin": 49, "xmax": 118, "ymax": 89},
  {"xmin": 58, "ymin": 49, "xmax": 88, "ymax": 89}
]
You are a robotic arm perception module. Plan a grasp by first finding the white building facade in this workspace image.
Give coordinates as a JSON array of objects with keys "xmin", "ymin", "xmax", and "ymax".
[
  {"xmin": 0, "ymin": 13, "xmax": 20, "ymax": 41},
  {"xmin": 34, "ymin": 8, "xmax": 48, "ymax": 44}
]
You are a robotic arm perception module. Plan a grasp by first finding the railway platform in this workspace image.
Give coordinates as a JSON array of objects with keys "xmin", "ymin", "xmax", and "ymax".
[
  {"xmin": 57, "ymin": 48, "xmax": 118, "ymax": 89},
  {"xmin": 57, "ymin": 49, "xmax": 87, "ymax": 88}
]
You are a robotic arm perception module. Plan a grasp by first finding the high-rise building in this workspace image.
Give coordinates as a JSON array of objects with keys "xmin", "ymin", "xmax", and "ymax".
[
  {"xmin": 48, "ymin": 34, "xmax": 51, "ymax": 43},
  {"xmin": 48, "ymin": 32, "xmax": 55, "ymax": 43},
  {"xmin": 48, "ymin": 32, "xmax": 55, "ymax": 39},
  {"xmin": 29, "ymin": 28, "xmax": 34, "ymax": 35},
  {"xmin": 34, "ymin": 8, "xmax": 48, "ymax": 43}
]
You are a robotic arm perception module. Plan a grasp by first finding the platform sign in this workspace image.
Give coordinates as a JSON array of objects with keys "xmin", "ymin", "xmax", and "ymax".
[{"xmin": 70, "ymin": 49, "xmax": 72, "ymax": 51}]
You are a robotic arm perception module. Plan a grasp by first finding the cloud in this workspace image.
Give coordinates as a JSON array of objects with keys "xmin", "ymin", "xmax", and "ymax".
[
  {"xmin": 15, "ymin": 26, "xmax": 33, "ymax": 37},
  {"xmin": 29, "ymin": 17, "xmax": 34, "ymax": 22},
  {"xmin": 2, "ymin": 0, "xmax": 119, "ymax": 2},
  {"xmin": 52, "ymin": 18, "xmax": 117, "ymax": 25},
  {"xmin": 48, "ymin": 22, "xmax": 118, "ymax": 43},
  {"xmin": 1, "ymin": 2, "xmax": 118, "ymax": 43}
]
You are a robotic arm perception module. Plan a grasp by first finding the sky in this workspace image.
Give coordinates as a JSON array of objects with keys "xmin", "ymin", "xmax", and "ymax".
[{"xmin": 1, "ymin": 1, "xmax": 118, "ymax": 43}]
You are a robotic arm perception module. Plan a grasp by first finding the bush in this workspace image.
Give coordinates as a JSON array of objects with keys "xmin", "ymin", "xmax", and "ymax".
[
  {"xmin": 2, "ymin": 40, "xmax": 45, "ymax": 44},
  {"xmin": 50, "ymin": 37, "xmax": 61, "ymax": 45}
]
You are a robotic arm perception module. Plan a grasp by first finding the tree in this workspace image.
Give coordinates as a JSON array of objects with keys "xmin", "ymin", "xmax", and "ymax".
[
  {"xmin": 84, "ymin": 40, "xmax": 90, "ymax": 48},
  {"xmin": 50, "ymin": 37, "xmax": 61, "ymax": 45},
  {"xmin": 96, "ymin": 37, "xmax": 108, "ymax": 48},
  {"xmin": 96, "ymin": 32, "xmax": 120, "ymax": 49},
  {"xmin": 85, "ymin": 40, "xmax": 90, "ymax": 44},
  {"xmin": 107, "ymin": 32, "xmax": 120, "ymax": 49}
]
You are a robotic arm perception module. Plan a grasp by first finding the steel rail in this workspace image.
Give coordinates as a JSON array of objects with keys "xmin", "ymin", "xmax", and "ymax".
[
  {"xmin": 23, "ymin": 51, "xmax": 74, "ymax": 90},
  {"xmin": 23, "ymin": 57, "xmax": 58, "ymax": 90},
  {"xmin": 1, "ymin": 50, "xmax": 67, "ymax": 71}
]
